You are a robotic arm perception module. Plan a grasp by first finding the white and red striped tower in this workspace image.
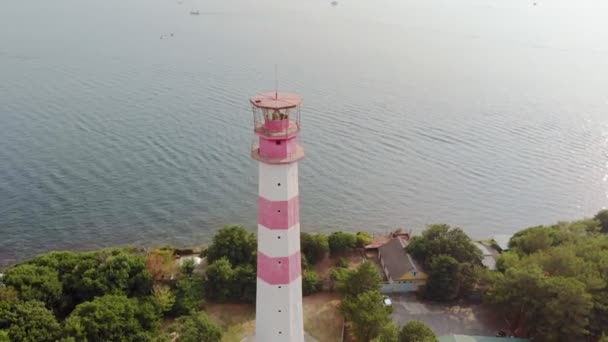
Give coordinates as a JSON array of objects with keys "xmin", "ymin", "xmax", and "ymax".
[{"xmin": 250, "ymin": 92, "xmax": 305, "ymax": 342}]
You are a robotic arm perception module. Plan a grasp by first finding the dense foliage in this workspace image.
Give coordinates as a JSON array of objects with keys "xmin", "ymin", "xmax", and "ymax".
[
  {"xmin": 64, "ymin": 294, "xmax": 159, "ymax": 341},
  {"xmin": 334, "ymin": 261, "xmax": 382, "ymax": 297},
  {"xmin": 166, "ymin": 311, "xmax": 222, "ymax": 342},
  {"xmin": 407, "ymin": 224, "xmax": 482, "ymax": 267},
  {"xmin": 595, "ymin": 210, "xmax": 608, "ymax": 233},
  {"xmin": 205, "ymin": 257, "xmax": 256, "ymax": 303},
  {"xmin": 407, "ymin": 224, "xmax": 482, "ymax": 302},
  {"xmin": 171, "ymin": 275, "xmax": 205, "ymax": 316},
  {"xmin": 341, "ymin": 290, "xmax": 392, "ymax": 342},
  {"xmin": 484, "ymin": 216, "xmax": 608, "ymax": 341},
  {"xmin": 301, "ymin": 232, "xmax": 329, "ymax": 264},
  {"xmin": 206, "ymin": 225, "xmax": 256, "ymax": 266},
  {"xmin": 4, "ymin": 301, "xmax": 62, "ymax": 342},
  {"xmin": 398, "ymin": 321, "xmax": 438, "ymax": 342},
  {"xmin": 336, "ymin": 262, "xmax": 390, "ymax": 341},
  {"xmin": 328, "ymin": 231, "xmax": 358, "ymax": 255},
  {"xmin": 302, "ymin": 270, "xmax": 322, "ymax": 295}
]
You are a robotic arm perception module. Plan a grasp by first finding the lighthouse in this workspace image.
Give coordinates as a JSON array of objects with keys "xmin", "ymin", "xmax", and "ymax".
[{"xmin": 250, "ymin": 92, "xmax": 305, "ymax": 342}]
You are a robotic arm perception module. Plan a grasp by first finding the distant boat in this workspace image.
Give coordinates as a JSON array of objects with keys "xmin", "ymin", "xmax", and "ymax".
[
  {"xmin": 330, "ymin": 1, "xmax": 338, "ymax": 6},
  {"xmin": 190, "ymin": 10, "xmax": 200, "ymax": 15}
]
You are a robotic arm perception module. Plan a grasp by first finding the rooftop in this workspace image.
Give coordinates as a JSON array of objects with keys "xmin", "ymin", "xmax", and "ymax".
[
  {"xmin": 473, "ymin": 242, "xmax": 497, "ymax": 270},
  {"xmin": 378, "ymin": 238, "xmax": 421, "ymax": 278},
  {"xmin": 492, "ymin": 234, "xmax": 512, "ymax": 251},
  {"xmin": 250, "ymin": 92, "xmax": 303, "ymax": 109}
]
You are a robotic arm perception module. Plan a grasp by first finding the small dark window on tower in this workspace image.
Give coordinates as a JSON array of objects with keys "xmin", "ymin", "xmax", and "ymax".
[
  {"xmin": 278, "ymin": 261, "xmax": 282, "ymax": 264},
  {"xmin": 276, "ymin": 140, "xmax": 281, "ymax": 145},
  {"xmin": 279, "ymin": 332, "xmax": 282, "ymax": 335},
  {"xmin": 278, "ymin": 310, "xmax": 282, "ymax": 313},
  {"xmin": 277, "ymin": 183, "xmax": 281, "ymax": 186},
  {"xmin": 278, "ymin": 210, "xmax": 281, "ymax": 213},
  {"xmin": 277, "ymin": 236, "xmax": 281, "ymax": 239},
  {"xmin": 278, "ymin": 286, "xmax": 282, "ymax": 289}
]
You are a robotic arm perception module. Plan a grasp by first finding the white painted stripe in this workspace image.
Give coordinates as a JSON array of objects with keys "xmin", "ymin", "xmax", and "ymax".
[
  {"xmin": 259, "ymin": 162, "xmax": 299, "ymax": 201},
  {"xmin": 256, "ymin": 276, "xmax": 304, "ymax": 342},
  {"xmin": 257, "ymin": 223, "xmax": 301, "ymax": 258}
]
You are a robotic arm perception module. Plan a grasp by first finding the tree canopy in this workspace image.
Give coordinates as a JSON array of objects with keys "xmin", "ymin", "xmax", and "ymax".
[
  {"xmin": 334, "ymin": 261, "xmax": 382, "ymax": 298},
  {"xmin": 594, "ymin": 210, "xmax": 608, "ymax": 233},
  {"xmin": 301, "ymin": 232, "xmax": 329, "ymax": 264},
  {"xmin": 341, "ymin": 290, "xmax": 392, "ymax": 342},
  {"xmin": 205, "ymin": 257, "xmax": 256, "ymax": 303},
  {"xmin": 64, "ymin": 294, "xmax": 160, "ymax": 341},
  {"xmin": 5, "ymin": 301, "xmax": 62, "ymax": 342},
  {"xmin": 302, "ymin": 270, "xmax": 322, "ymax": 296},
  {"xmin": 328, "ymin": 231, "xmax": 358, "ymax": 255},
  {"xmin": 398, "ymin": 321, "xmax": 437, "ymax": 342},
  {"xmin": 2, "ymin": 264, "xmax": 62, "ymax": 307},
  {"xmin": 406, "ymin": 224, "xmax": 482, "ymax": 267},
  {"xmin": 206, "ymin": 225, "xmax": 256, "ymax": 266},
  {"xmin": 485, "ymin": 219, "xmax": 608, "ymax": 341},
  {"xmin": 168, "ymin": 311, "xmax": 222, "ymax": 342}
]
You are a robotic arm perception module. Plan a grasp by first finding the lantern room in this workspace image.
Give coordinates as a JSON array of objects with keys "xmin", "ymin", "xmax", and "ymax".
[
  {"xmin": 250, "ymin": 92, "xmax": 302, "ymax": 138},
  {"xmin": 250, "ymin": 92, "xmax": 304, "ymax": 165}
]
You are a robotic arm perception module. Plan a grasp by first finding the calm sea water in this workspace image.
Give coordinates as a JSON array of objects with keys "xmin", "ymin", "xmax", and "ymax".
[{"xmin": 1, "ymin": 0, "xmax": 607, "ymax": 267}]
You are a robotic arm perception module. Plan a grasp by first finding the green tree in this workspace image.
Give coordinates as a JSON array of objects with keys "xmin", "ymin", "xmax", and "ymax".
[
  {"xmin": 64, "ymin": 294, "xmax": 160, "ymax": 341},
  {"xmin": 335, "ymin": 257, "xmax": 349, "ymax": 268},
  {"xmin": 207, "ymin": 225, "xmax": 256, "ymax": 266},
  {"xmin": 301, "ymin": 232, "xmax": 329, "ymax": 264},
  {"xmin": 595, "ymin": 210, "xmax": 608, "ymax": 233},
  {"xmin": 341, "ymin": 290, "xmax": 391, "ymax": 342},
  {"xmin": 152, "ymin": 284, "xmax": 176, "ymax": 315},
  {"xmin": 180, "ymin": 259, "xmax": 196, "ymax": 276},
  {"xmin": 172, "ymin": 275, "xmax": 205, "ymax": 316},
  {"xmin": 169, "ymin": 311, "xmax": 222, "ymax": 342},
  {"xmin": 495, "ymin": 251, "xmax": 520, "ymax": 273},
  {"xmin": 6, "ymin": 301, "xmax": 62, "ymax": 342},
  {"xmin": 328, "ymin": 231, "xmax": 357, "ymax": 255},
  {"xmin": 406, "ymin": 224, "xmax": 481, "ymax": 268},
  {"xmin": 0, "ymin": 330, "xmax": 8, "ymax": 342},
  {"xmin": 28, "ymin": 249, "xmax": 153, "ymax": 315},
  {"xmin": 423, "ymin": 255, "xmax": 461, "ymax": 302},
  {"xmin": 484, "ymin": 264, "xmax": 549, "ymax": 336},
  {"xmin": 536, "ymin": 277, "xmax": 593, "ymax": 341},
  {"xmin": 3, "ymin": 264, "xmax": 62, "ymax": 307},
  {"xmin": 205, "ymin": 258, "xmax": 255, "ymax": 303},
  {"xmin": 398, "ymin": 321, "xmax": 437, "ymax": 342},
  {"xmin": 372, "ymin": 323, "xmax": 399, "ymax": 342},
  {"xmin": 205, "ymin": 258, "xmax": 235, "ymax": 302},
  {"xmin": 355, "ymin": 232, "xmax": 372, "ymax": 248},
  {"xmin": 302, "ymin": 270, "xmax": 322, "ymax": 296},
  {"xmin": 0, "ymin": 287, "xmax": 19, "ymax": 329},
  {"xmin": 233, "ymin": 263, "xmax": 256, "ymax": 303},
  {"xmin": 335, "ymin": 261, "xmax": 382, "ymax": 297}
]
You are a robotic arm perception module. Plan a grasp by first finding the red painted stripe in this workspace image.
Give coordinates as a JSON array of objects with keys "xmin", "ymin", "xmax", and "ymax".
[
  {"xmin": 258, "ymin": 196, "xmax": 299, "ymax": 230},
  {"xmin": 257, "ymin": 250, "xmax": 302, "ymax": 285},
  {"xmin": 259, "ymin": 136, "xmax": 297, "ymax": 159}
]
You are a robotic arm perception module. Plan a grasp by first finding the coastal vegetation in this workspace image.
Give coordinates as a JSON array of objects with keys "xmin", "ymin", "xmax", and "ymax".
[
  {"xmin": 406, "ymin": 224, "xmax": 483, "ymax": 302},
  {"xmin": 1, "ymin": 210, "xmax": 608, "ymax": 341},
  {"xmin": 483, "ymin": 214, "xmax": 608, "ymax": 341}
]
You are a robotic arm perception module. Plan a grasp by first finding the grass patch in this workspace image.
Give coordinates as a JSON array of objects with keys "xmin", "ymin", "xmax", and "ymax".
[
  {"xmin": 304, "ymin": 292, "xmax": 343, "ymax": 342},
  {"xmin": 206, "ymin": 292, "xmax": 344, "ymax": 342},
  {"xmin": 207, "ymin": 303, "xmax": 255, "ymax": 342}
]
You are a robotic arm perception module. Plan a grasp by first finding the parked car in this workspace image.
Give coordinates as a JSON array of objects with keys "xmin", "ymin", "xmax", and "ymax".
[{"xmin": 383, "ymin": 295, "xmax": 392, "ymax": 307}]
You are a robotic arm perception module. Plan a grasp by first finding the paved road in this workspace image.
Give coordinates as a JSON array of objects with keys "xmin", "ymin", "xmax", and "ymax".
[{"xmin": 389, "ymin": 293, "xmax": 503, "ymax": 336}]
